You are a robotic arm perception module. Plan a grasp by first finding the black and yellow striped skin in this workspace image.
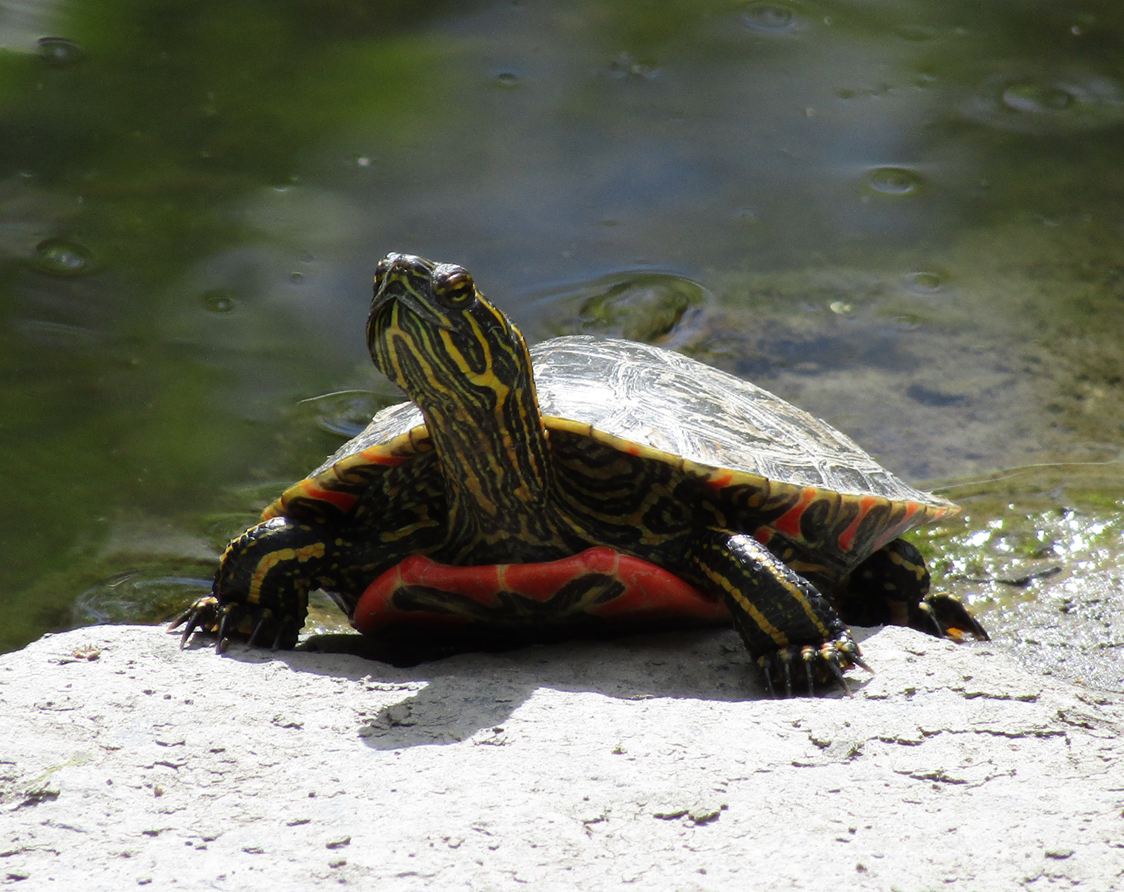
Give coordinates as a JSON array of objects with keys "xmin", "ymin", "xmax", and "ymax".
[
  {"xmin": 174, "ymin": 253, "xmax": 988, "ymax": 691},
  {"xmin": 366, "ymin": 256, "xmax": 577, "ymax": 564}
]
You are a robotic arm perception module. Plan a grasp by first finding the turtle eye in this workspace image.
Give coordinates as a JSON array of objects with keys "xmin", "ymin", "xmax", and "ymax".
[
  {"xmin": 433, "ymin": 264, "xmax": 475, "ymax": 308},
  {"xmin": 373, "ymin": 256, "xmax": 392, "ymax": 288}
]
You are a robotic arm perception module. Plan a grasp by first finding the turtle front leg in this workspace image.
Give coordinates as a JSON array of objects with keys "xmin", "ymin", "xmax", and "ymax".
[
  {"xmin": 840, "ymin": 538, "xmax": 989, "ymax": 642},
  {"xmin": 170, "ymin": 516, "xmax": 329, "ymax": 653},
  {"xmin": 681, "ymin": 530, "xmax": 867, "ymax": 696}
]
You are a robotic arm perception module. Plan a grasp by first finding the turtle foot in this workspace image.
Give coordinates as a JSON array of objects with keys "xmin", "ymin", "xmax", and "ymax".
[
  {"xmin": 911, "ymin": 593, "xmax": 989, "ymax": 642},
  {"xmin": 756, "ymin": 631, "xmax": 870, "ymax": 698},
  {"xmin": 168, "ymin": 596, "xmax": 219, "ymax": 647},
  {"xmin": 168, "ymin": 597, "xmax": 302, "ymax": 653}
]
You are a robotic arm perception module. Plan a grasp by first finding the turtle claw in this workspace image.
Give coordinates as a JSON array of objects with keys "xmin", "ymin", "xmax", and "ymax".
[
  {"xmin": 781, "ymin": 649, "xmax": 795, "ymax": 697},
  {"xmin": 800, "ymin": 646, "xmax": 816, "ymax": 694},
  {"xmin": 180, "ymin": 618, "xmax": 203, "ymax": 650},
  {"xmin": 757, "ymin": 633, "xmax": 865, "ymax": 697},
  {"xmin": 835, "ymin": 634, "xmax": 872, "ymax": 675},
  {"xmin": 271, "ymin": 623, "xmax": 288, "ymax": 651},
  {"xmin": 217, "ymin": 608, "xmax": 236, "ymax": 643},
  {"xmin": 169, "ymin": 596, "xmax": 220, "ymax": 649},
  {"xmin": 824, "ymin": 652, "xmax": 850, "ymax": 694},
  {"xmin": 848, "ymin": 651, "xmax": 873, "ymax": 674},
  {"xmin": 912, "ymin": 600, "xmax": 946, "ymax": 638},
  {"xmin": 168, "ymin": 596, "xmax": 301, "ymax": 653},
  {"xmin": 912, "ymin": 593, "xmax": 990, "ymax": 642},
  {"xmin": 168, "ymin": 605, "xmax": 194, "ymax": 632},
  {"xmin": 178, "ymin": 621, "xmax": 198, "ymax": 650},
  {"xmin": 760, "ymin": 661, "xmax": 777, "ymax": 697},
  {"xmin": 247, "ymin": 613, "xmax": 270, "ymax": 648}
]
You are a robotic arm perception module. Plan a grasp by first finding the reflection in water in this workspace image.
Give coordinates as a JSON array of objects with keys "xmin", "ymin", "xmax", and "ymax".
[{"xmin": 535, "ymin": 270, "xmax": 710, "ymax": 345}]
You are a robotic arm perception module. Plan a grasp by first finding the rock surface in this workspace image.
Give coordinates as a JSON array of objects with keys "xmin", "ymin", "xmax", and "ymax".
[{"xmin": 1, "ymin": 624, "xmax": 1122, "ymax": 890}]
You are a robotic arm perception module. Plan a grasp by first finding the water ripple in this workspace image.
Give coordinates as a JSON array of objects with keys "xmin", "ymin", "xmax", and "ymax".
[{"xmin": 964, "ymin": 69, "xmax": 1124, "ymax": 134}]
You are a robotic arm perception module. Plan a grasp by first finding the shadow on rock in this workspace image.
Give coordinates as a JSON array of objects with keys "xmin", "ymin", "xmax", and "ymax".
[{"xmin": 175, "ymin": 622, "xmax": 875, "ymax": 750}]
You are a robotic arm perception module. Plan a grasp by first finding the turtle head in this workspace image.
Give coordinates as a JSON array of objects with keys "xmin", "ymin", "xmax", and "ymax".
[
  {"xmin": 366, "ymin": 253, "xmax": 533, "ymax": 410},
  {"xmin": 365, "ymin": 253, "xmax": 558, "ymax": 540}
]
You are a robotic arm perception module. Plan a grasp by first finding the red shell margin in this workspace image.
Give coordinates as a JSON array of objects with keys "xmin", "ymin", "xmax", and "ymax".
[{"xmin": 352, "ymin": 546, "xmax": 729, "ymax": 635}]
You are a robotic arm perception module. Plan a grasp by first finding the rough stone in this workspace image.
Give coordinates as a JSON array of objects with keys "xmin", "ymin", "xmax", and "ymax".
[{"xmin": 1, "ymin": 625, "xmax": 1122, "ymax": 890}]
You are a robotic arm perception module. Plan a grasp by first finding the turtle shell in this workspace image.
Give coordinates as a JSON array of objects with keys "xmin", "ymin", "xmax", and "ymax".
[{"xmin": 264, "ymin": 335, "xmax": 955, "ymax": 557}]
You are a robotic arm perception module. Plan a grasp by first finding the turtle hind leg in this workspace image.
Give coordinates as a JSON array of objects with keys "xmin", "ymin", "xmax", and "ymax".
[
  {"xmin": 841, "ymin": 538, "xmax": 989, "ymax": 642},
  {"xmin": 680, "ymin": 530, "xmax": 866, "ymax": 697}
]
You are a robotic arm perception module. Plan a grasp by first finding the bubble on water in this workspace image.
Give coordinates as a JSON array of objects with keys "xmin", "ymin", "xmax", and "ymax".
[
  {"xmin": 904, "ymin": 271, "xmax": 944, "ymax": 294},
  {"xmin": 354, "ymin": 155, "xmax": 371, "ymax": 168},
  {"xmin": 37, "ymin": 37, "xmax": 83, "ymax": 67},
  {"xmin": 1001, "ymin": 82, "xmax": 1074, "ymax": 114},
  {"xmin": 33, "ymin": 238, "xmax": 93, "ymax": 277},
  {"xmin": 201, "ymin": 289, "xmax": 236, "ymax": 313},
  {"xmin": 742, "ymin": 3, "xmax": 799, "ymax": 33},
  {"xmin": 866, "ymin": 166, "xmax": 923, "ymax": 196},
  {"xmin": 828, "ymin": 300, "xmax": 853, "ymax": 316},
  {"xmin": 964, "ymin": 70, "xmax": 1124, "ymax": 133}
]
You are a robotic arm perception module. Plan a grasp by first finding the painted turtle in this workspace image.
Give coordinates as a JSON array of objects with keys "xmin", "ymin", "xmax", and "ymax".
[{"xmin": 174, "ymin": 253, "xmax": 986, "ymax": 693}]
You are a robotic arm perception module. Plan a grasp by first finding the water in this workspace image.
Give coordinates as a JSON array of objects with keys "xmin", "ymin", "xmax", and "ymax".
[{"xmin": 0, "ymin": 1, "xmax": 1120, "ymax": 685}]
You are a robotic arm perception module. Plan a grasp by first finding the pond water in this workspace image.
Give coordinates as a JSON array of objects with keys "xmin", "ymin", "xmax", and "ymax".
[{"xmin": 1, "ymin": 1, "xmax": 1121, "ymax": 686}]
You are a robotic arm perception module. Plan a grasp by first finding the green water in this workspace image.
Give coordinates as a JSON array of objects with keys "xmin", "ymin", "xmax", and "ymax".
[{"xmin": 1, "ymin": 1, "xmax": 1121, "ymax": 684}]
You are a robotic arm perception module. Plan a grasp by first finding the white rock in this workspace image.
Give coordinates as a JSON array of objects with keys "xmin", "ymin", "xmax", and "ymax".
[{"xmin": 1, "ymin": 624, "xmax": 1121, "ymax": 890}]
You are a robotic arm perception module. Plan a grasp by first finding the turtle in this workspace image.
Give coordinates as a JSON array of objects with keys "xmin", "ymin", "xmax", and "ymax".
[{"xmin": 173, "ymin": 252, "xmax": 987, "ymax": 694}]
